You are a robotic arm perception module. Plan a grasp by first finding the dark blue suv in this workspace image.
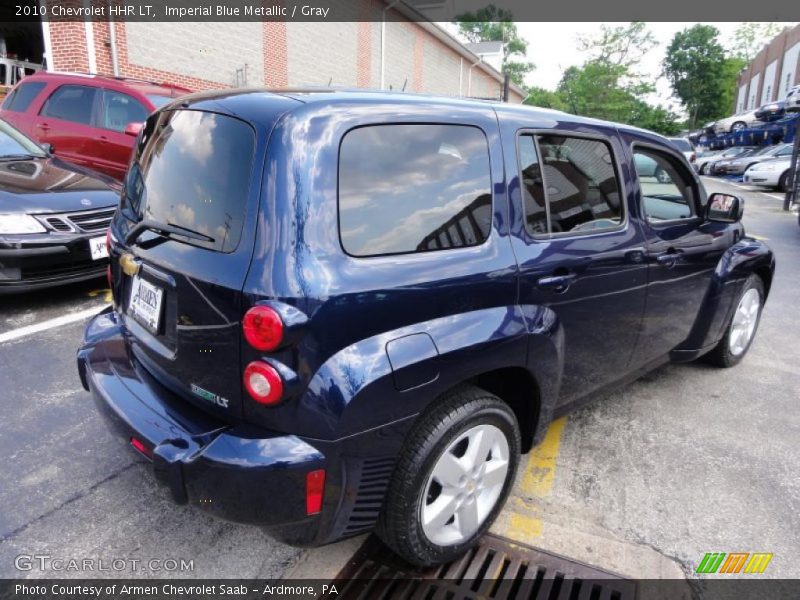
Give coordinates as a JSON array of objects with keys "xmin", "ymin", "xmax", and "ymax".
[{"xmin": 77, "ymin": 90, "xmax": 774, "ymax": 566}]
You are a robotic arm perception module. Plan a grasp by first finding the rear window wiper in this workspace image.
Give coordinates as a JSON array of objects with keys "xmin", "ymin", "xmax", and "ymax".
[{"xmin": 125, "ymin": 219, "xmax": 215, "ymax": 245}]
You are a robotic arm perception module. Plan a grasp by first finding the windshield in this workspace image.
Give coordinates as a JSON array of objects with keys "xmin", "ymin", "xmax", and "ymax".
[
  {"xmin": 145, "ymin": 94, "xmax": 175, "ymax": 109},
  {"xmin": 0, "ymin": 118, "xmax": 47, "ymax": 158},
  {"xmin": 123, "ymin": 109, "xmax": 255, "ymax": 253},
  {"xmin": 669, "ymin": 138, "xmax": 692, "ymax": 152}
]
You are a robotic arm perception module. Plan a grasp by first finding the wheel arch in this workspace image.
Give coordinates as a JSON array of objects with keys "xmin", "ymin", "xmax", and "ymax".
[{"xmin": 468, "ymin": 367, "xmax": 541, "ymax": 453}]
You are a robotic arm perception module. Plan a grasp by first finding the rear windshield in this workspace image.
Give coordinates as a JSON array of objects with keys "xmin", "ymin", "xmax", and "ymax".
[
  {"xmin": 2, "ymin": 81, "xmax": 45, "ymax": 112},
  {"xmin": 123, "ymin": 109, "xmax": 255, "ymax": 253}
]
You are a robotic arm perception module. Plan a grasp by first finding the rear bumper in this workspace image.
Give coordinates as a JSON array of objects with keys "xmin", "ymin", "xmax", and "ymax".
[
  {"xmin": 0, "ymin": 231, "xmax": 107, "ymax": 294},
  {"xmin": 77, "ymin": 309, "xmax": 328, "ymax": 533}
]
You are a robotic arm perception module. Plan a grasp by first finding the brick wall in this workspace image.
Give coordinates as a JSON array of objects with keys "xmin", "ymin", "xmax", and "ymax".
[
  {"xmin": 44, "ymin": 13, "xmax": 522, "ymax": 102},
  {"xmin": 47, "ymin": 21, "xmax": 90, "ymax": 73},
  {"xmin": 125, "ymin": 22, "xmax": 264, "ymax": 87}
]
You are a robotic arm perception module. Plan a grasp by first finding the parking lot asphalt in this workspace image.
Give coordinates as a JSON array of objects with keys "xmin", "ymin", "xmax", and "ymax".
[{"xmin": 1, "ymin": 179, "xmax": 798, "ymax": 582}]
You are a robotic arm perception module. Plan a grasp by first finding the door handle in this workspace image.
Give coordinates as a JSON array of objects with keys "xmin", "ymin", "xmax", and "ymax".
[
  {"xmin": 37, "ymin": 122, "xmax": 50, "ymax": 130},
  {"xmin": 537, "ymin": 272, "xmax": 576, "ymax": 292}
]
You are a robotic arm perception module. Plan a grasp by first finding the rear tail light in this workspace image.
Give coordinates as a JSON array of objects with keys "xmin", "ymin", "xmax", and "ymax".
[
  {"xmin": 243, "ymin": 306, "xmax": 284, "ymax": 351},
  {"xmin": 106, "ymin": 265, "xmax": 112, "ymax": 288},
  {"xmin": 130, "ymin": 437, "xmax": 152, "ymax": 458},
  {"xmin": 690, "ymin": 152, "xmax": 696, "ymax": 163},
  {"xmin": 306, "ymin": 469, "xmax": 326, "ymax": 515},
  {"xmin": 243, "ymin": 361, "xmax": 284, "ymax": 405}
]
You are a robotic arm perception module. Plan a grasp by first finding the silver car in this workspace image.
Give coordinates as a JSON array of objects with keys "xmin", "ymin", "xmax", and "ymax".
[
  {"xmin": 713, "ymin": 110, "xmax": 763, "ymax": 134},
  {"xmin": 714, "ymin": 143, "xmax": 794, "ymax": 176},
  {"xmin": 743, "ymin": 157, "xmax": 794, "ymax": 191}
]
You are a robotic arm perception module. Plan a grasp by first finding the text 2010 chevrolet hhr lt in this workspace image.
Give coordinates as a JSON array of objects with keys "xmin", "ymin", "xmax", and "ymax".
[{"xmin": 78, "ymin": 90, "xmax": 774, "ymax": 566}]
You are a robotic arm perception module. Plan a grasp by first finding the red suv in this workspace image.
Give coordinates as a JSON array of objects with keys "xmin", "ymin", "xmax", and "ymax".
[{"xmin": 0, "ymin": 72, "xmax": 191, "ymax": 180}]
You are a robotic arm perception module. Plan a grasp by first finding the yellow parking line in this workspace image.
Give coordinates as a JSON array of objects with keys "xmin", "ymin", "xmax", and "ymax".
[
  {"xmin": 519, "ymin": 416, "xmax": 568, "ymax": 498},
  {"xmin": 501, "ymin": 417, "xmax": 568, "ymax": 541}
]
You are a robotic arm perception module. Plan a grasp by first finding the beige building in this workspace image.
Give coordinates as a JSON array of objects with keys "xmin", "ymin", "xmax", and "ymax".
[
  {"xmin": 23, "ymin": 0, "xmax": 525, "ymax": 102},
  {"xmin": 735, "ymin": 24, "xmax": 800, "ymax": 112}
]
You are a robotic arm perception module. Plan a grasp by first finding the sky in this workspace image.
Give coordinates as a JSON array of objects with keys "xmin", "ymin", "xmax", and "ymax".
[{"xmin": 441, "ymin": 22, "xmax": 765, "ymax": 110}]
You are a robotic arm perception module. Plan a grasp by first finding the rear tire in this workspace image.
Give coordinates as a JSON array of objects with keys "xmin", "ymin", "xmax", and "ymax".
[
  {"xmin": 705, "ymin": 275, "xmax": 764, "ymax": 368},
  {"xmin": 778, "ymin": 171, "xmax": 790, "ymax": 193},
  {"xmin": 731, "ymin": 121, "xmax": 747, "ymax": 133},
  {"xmin": 376, "ymin": 385, "xmax": 520, "ymax": 567}
]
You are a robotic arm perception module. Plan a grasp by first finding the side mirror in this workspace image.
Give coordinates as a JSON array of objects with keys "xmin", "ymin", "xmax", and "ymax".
[
  {"xmin": 124, "ymin": 122, "xmax": 143, "ymax": 137},
  {"xmin": 40, "ymin": 142, "xmax": 54, "ymax": 154},
  {"xmin": 707, "ymin": 192, "xmax": 744, "ymax": 223}
]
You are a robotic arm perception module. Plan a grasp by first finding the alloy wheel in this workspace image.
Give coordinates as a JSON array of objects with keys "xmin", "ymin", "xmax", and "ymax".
[
  {"xmin": 420, "ymin": 423, "xmax": 510, "ymax": 546},
  {"xmin": 729, "ymin": 288, "xmax": 760, "ymax": 356}
]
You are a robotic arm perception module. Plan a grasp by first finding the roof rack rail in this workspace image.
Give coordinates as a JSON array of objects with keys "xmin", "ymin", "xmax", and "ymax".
[{"xmin": 36, "ymin": 70, "xmax": 192, "ymax": 94}]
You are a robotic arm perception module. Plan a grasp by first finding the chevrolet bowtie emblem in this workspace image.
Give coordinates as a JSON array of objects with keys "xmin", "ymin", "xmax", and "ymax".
[{"xmin": 119, "ymin": 253, "xmax": 140, "ymax": 277}]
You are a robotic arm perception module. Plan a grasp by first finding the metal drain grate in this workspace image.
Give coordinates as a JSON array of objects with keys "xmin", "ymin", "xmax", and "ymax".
[{"xmin": 332, "ymin": 534, "xmax": 637, "ymax": 600}]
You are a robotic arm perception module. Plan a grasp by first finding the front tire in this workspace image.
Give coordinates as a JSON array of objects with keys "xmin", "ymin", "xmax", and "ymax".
[
  {"xmin": 376, "ymin": 385, "xmax": 520, "ymax": 566},
  {"xmin": 731, "ymin": 121, "xmax": 747, "ymax": 133},
  {"xmin": 699, "ymin": 163, "xmax": 708, "ymax": 175},
  {"xmin": 705, "ymin": 275, "xmax": 764, "ymax": 367}
]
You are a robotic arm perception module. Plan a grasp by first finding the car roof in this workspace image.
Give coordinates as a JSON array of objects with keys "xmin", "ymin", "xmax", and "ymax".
[
  {"xmin": 169, "ymin": 87, "xmax": 668, "ymax": 142},
  {"xmin": 19, "ymin": 71, "xmax": 191, "ymax": 97}
]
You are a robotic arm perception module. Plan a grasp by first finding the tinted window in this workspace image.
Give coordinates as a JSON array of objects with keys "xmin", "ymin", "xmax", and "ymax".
[
  {"xmin": 669, "ymin": 138, "xmax": 692, "ymax": 152},
  {"xmin": 2, "ymin": 81, "xmax": 45, "ymax": 112},
  {"xmin": 41, "ymin": 85, "xmax": 98, "ymax": 125},
  {"xmin": 101, "ymin": 90, "xmax": 148, "ymax": 131},
  {"xmin": 124, "ymin": 110, "xmax": 255, "ymax": 253},
  {"xmin": 339, "ymin": 124, "xmax": 492, "ymax": 257},
  {"xmin": 634, "ymin": 148, "xmax": 696, "ymax": 222},
  {"xmin": 520, "ymin": 134, "xmax": 623, "ymax": 236}
]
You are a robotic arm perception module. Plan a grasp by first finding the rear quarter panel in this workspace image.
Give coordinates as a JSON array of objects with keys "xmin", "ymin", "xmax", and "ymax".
[{"xmin": 242, "ymin": 99, "xmax": 539, "ymax": 441}]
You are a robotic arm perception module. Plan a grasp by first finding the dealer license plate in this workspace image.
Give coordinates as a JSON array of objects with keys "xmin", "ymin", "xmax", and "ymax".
[{"xmin": 128, "ymin": 275, "xmax": 164, "ymax": 332}]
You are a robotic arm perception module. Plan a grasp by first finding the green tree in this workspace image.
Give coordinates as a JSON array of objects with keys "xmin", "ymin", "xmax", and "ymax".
[
  {"xmin": 521, "ymin": 22, "xmax": 681, "ymax": 135},
  {"xmin": 578, "ymin": 21, "xmax": 657, "ymax": 73},
  {"xmin": 455, "ymin": 5, "xmax": 534, "ymax": 87},
  {"xmin": 524, "ymin": 86, "xmax": 565, "ymax": 110},
  {"xmin": 730, "ymin": 22, "xmax": 785, "ymax": 61},
  {"xmin": 663, "ymin": 25, "xmax": 730, "ymax": 128}
]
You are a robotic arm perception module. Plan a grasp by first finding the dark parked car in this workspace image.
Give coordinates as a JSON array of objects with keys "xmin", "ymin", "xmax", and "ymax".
[
  {"xmin": 77, "ymin": 91, "xmax": 775, "ymax": 567},
  {"xmin": 0, "ymin": 118, "xmax": 119, "ymax": 293},
  {"xmin": 754, "ymin": 100, "xmax": 786, "ymax": 122},
  {"xmin": 0, "ymin": 72, "xmax": 190, "ymax": 181},
  {"xmin": 695, "ymin": 146, "xmax": 756, "ymax": 174},
  {"xmin": 712, "ymin": 143, "xmax": 794, "ymax": 176}
]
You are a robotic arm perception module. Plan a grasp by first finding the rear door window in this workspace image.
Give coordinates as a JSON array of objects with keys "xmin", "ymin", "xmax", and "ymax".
[
  {"xmin": 339, "ymin": 124, "xmax": 492, "ymax": 257},
  {"xmin": 519, "ymin": 134, "xmax": 623, "ymax": 236},
  {"xmin": 2, "ymin": 81, "xmax": 46, "ymax": 112},
  {"xmin": 41, "ymin": 85, "xmax": 98, "ymax": 125},
  {"xmin": 124, "ymin": 110, "xmax": 255, "ymax": 253},
  {"xmin": 101, "ymin": 90, "xmax": 149, "ymax": 131}
]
